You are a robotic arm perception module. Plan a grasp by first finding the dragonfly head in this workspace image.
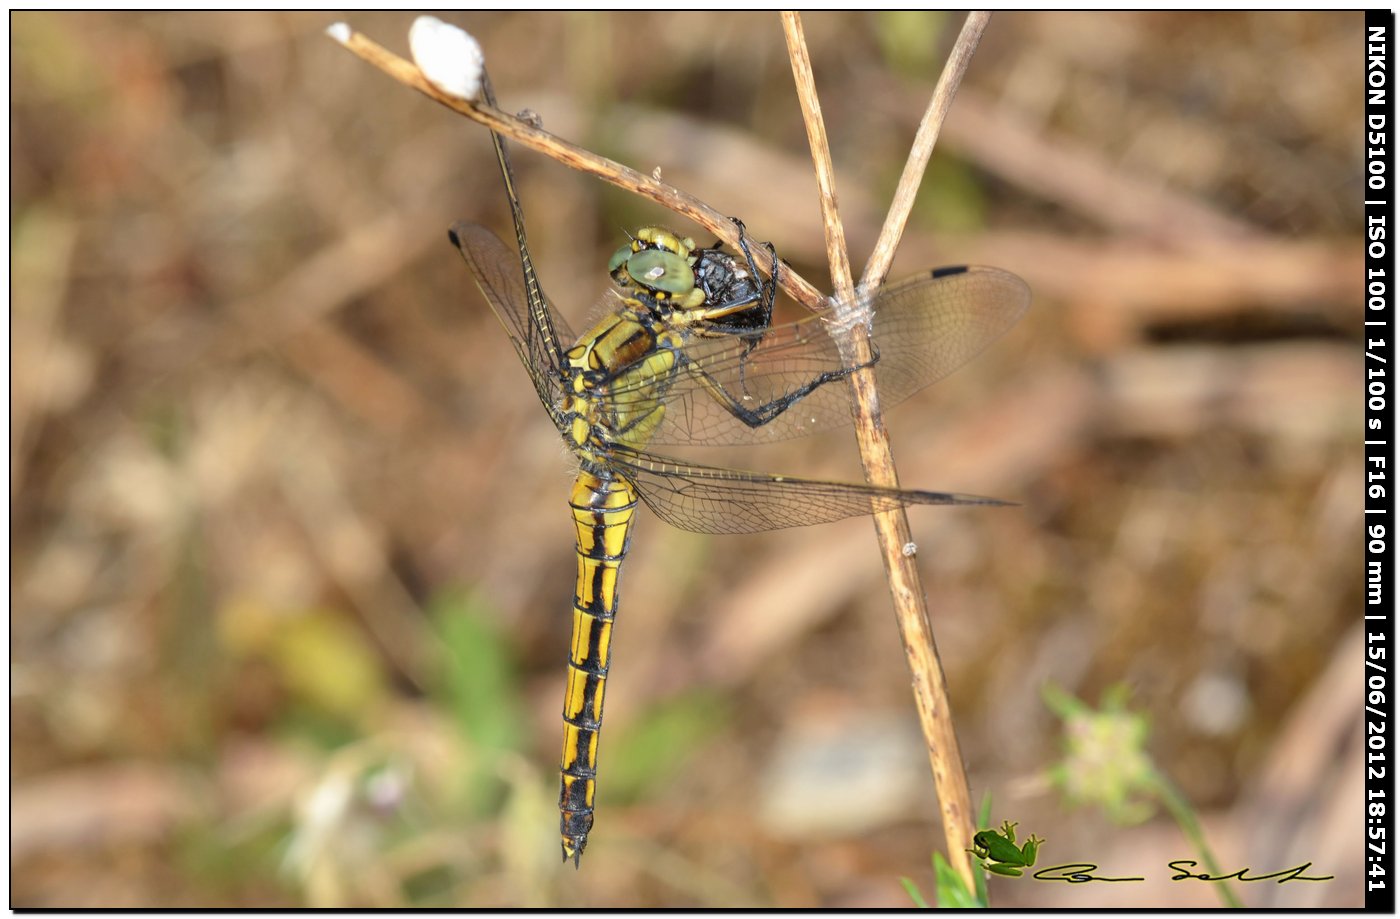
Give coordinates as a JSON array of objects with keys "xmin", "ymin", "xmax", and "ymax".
[{"xmin": 608, "ymin": 226, "xmax": 707, "ymax": 311}]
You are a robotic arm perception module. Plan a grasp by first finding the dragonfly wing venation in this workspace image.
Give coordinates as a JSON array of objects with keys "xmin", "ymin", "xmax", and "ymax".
[
  {"xmin": 449, "ymin": 222, "xmax": 575, "ymax": 422},
  {"xmin": 598, "ymin": 265, "xmax": 1029, "ymax": 447},
  {"xmin": 609, "ymin": 445, "xmax": 1008, "ymax": 535}
]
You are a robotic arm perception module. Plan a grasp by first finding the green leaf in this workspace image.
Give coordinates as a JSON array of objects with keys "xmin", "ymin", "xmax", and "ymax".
[
  {"xmin": 604, "ymin": 690, "xmax": 729, "ymax": 801},
  {"xmin": 874, "ymin": 11, "xmax": 949, "ymax": 77},
  {"xmin": 934, "ymin": 851, "xmax": 986, "ymax": 908},
  {"xmin": 429, "ymin": 589, "xmax": 527, "ymax": 812},
  {"xmin": 431, "ymin": 589, "xmax": 525, "ymax": 756}
]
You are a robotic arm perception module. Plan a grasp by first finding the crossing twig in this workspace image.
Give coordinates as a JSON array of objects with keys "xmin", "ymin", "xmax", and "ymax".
[{"xmin": 780, "ymin": 10, "xmax": 991, "ymax": 894}]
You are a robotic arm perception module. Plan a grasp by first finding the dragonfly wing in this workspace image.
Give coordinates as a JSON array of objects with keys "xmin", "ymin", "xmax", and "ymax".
[
  {"xmin": 449, "ymin": 222, "xmax": 575, "ymax": 419},
  {"xmin": 610, "ymin": 446, "xmax": 1008, "ymax": 535},
  {"xmin": 864, "ymin": 264, "xmax": 1029, "ymax": 406},
  {"xmin": 603, "ymin": 265, "xmax": 1029, "ymax": 447}
]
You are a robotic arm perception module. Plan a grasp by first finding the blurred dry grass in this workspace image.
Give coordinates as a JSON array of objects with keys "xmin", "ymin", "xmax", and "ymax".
[{"xmin": 11, "ymin": 11, "xmax": 1363, "ymax": 908}]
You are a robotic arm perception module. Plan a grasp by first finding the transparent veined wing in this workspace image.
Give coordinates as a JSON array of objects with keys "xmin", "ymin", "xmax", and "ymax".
[
  {"xmin": 449, "ymin": 222, "xmax": 576, "ymax": 424},
  {"xmin": 600, "ymin": 265, "xmax": 1029, "ymax": 447},
  {"xmin": 608, "ymin": 444, "xmax": 1008, "ymax": 536}
]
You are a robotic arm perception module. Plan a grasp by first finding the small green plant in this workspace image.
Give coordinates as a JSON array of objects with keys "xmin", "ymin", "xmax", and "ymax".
[
  {"xmin": 901, "ymin": 849, "xmax": 987, "ymax": 907},
  {"xmin": 904, "ymin": 795, "xmax": 995, "ymax": 907},
  {"xmin": 1042, "ymin": 683, "xmax": 1155, "ymax": 825},
  {"xmin": 906, "ymin": 687, "xmax": 1242, "ymax": 908},
  {"xmin": 1043, "ymin": 683, "xmax": 1242, "ymax": 909}
]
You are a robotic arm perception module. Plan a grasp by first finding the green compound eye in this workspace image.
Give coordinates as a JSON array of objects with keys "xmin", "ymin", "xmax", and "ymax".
[
  {"xmin": 608, "ymin": 242, "xmax": 633, "ymax": 277},
  {"xmin": 626, "ymin": 248, "xmax": 694, "ymax": 295}
]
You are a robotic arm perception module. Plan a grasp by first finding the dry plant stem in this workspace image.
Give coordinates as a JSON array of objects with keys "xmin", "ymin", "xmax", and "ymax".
[
  {"xmin": 780, "ymin": 11, "xmax": 977, "ymax": 890},
  {"xmin": 780, "ymin": 17, "xmax": 853, "ymax": 298},
  {"xmin": 861, "ymin": 12, "xmax": 990, "ymax": 289},
  {"xmin": 331, "ymin": 26, "xmax": 826, "ymax": 313}
]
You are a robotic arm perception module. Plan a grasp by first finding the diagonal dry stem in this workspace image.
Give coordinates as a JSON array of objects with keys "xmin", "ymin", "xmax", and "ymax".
[
  {"xmin": 780, "ymin": 10, "xmax": 989, "ymax": 893},
  {"xmin": 862, "ymin": 12, "xmax": 990, "ymax": 289},
  {"xmin": 328, "ymin": 24, "xmax": 829, "ymax": 313}
]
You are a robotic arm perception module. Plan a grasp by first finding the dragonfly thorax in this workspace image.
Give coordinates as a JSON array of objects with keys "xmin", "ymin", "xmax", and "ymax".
[{"xmin": 560, "ymin": 299, "xmax": 685, "ymax": 456}]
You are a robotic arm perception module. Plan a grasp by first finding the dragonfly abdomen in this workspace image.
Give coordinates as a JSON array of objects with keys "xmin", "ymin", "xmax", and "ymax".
[{"xmin": 559, "ymin": 468, "xmax": 638, "ymax": 866}]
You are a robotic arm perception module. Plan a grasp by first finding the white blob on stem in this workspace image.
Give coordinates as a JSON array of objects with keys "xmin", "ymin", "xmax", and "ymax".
[
  {"xmin": 409, "ymin": 16, "xmax": 484, "ymax": 101},
  {"xmin": 325, "ymin": 22, "xmax": 352, "ymax": 45}
]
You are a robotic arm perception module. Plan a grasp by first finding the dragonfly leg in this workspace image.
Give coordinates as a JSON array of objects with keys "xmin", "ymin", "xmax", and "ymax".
[
  {"xmin": 695, "ymin": 218, "xmax": 778, "ymax": 335},
  {"xmin": 732, "ymin": 218, "xmax": 778, "ymax": 330},
  {"xmin": 682, "ymin": 343, "xmax": 882, "ymax": 430}
]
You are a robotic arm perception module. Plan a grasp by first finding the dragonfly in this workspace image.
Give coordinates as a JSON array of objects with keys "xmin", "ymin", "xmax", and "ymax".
[{"xmin": 449, "ymin": 106, "xmax": 1030, "ymax": 867}]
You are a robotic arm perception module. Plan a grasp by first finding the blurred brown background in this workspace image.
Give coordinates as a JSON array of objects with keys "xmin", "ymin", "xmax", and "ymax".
[{"xmin": 11, "ymin": 11, "xmax": 1363, "ymax": 908}]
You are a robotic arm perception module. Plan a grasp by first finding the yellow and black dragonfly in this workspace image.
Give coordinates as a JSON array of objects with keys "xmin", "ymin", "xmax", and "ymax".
[{"xmin": 449, "ymin": 116, "xmax": 1029, "ymax": 866}]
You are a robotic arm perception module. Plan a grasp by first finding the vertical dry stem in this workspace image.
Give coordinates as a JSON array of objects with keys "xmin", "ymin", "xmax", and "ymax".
[{"xmin": 780, "ymin": 11, "xmax": 989, "ymax": 891}]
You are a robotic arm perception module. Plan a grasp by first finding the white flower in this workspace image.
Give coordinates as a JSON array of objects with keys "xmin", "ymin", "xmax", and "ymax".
[{"xmin": 409, "ymin": 16, "xmax": 484, "ymax": 101}]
